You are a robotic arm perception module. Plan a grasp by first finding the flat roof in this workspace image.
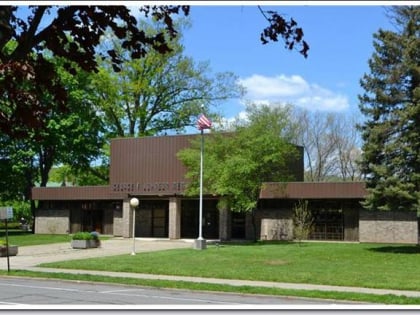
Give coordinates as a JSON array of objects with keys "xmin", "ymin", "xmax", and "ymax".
[
  {"xmin": 32, "ymin": 181, "xmax": 367, "ymax": 201},
  {"xmin": 259, "ymin": 182, "xmax": 367, "ymax": 199},
  {"xmin": 31, "ymin": 186, "xmax": 121, "ymax": 200}
]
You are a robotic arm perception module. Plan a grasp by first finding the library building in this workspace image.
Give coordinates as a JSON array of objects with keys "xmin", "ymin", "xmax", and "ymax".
[{"xmin": 31, "ymin": 134, "xmax": 419, "ymax": 244}]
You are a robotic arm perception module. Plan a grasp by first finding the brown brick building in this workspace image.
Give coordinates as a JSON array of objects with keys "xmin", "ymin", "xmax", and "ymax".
[{"xmin": 31, "ymin": 134, "xmax": 419, "ymax": 244}]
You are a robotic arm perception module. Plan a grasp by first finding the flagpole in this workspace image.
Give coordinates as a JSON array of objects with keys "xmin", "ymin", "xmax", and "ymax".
[
  {"xmin": 198, "ymin": 128, "xmax": 204, "ymax": 241},
  {"xmin": 194, "ymin": 110, "xmax": 210, "ymax": 250}
]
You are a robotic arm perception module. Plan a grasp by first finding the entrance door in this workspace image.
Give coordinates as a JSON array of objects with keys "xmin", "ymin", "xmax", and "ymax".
[
  {"xmin": 82, "ymin": 209, "xmax": 103, "ymax": 233},
  {"xmin": 137, "ymin": 200, "xmax": 168, "ymax": 238},
  {"xmin": 152, "ymin": 208, "xmax": 167, "ymax": 237},
  {"xmin": 181, "ymin": 199, "xmax": 219, "ymax": 239},
  {"xmin": 231, "ymin": 212, "xmax": 246, "ymax": 239}
]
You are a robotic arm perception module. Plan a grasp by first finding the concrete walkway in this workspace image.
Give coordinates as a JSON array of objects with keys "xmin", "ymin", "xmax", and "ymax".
[{"xmin": 2, "ymin": 238, "xmax": 420, "ymax": 300}]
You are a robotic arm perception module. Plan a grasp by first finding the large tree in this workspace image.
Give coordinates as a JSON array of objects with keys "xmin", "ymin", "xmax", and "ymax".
[
  {"xmin": 93, "ymin": 20, "xmax": 243, "ymax": 137},
  {"xmin": 0, "ymin": 5, "xmax": 308, "ymax": 139},
  {"xmin": 293, "ymin": 109, "xmax": 362, "ymax": 182},
  {"xmin": 358, "ymin": 6, "xmax": 420, "ymax": 212},
  {"xmin": 178, "ymin": 104, "xmax": 300, "ymax": 240},
  {"xmin": 0, "ymin": 5, "xmax": 190, "ymax": 138},
  {"xmin": 0, "ymin": 57, "xmax": 104, "ymax": 192}
]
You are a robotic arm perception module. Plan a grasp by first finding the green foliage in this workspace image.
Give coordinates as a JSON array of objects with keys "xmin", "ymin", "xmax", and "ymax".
[
  {"xmin": 93, "ymin": 20, "xmax": 243, "ymax": 138},
  {"xmin": 292, "ymin": 200, "xmax": 314, "ymax": 243},
  {"xmin": 71, "ymin": 232, "xmax": 99, "ymax": 241},
  {"xmin": 358, "ymin": 6, "xmax": 420, "ymax": 212},
  {"xmin": 49, "ymin": 164, "xmax": 108, "ymax": 186},
  {"xmin": 178, "ymin": 104, "xmax": 299, "ymax": 213},
  {"xmin": 0, "ymin": 222, "xmax": 21, "ymax": 229},
  {"xmin": 0, "ymin": 200, "xmax": 32, "ymax": 223},
  {"xmin": 0, "ymin": 6, "xmax": 189, "ymax": 138}
]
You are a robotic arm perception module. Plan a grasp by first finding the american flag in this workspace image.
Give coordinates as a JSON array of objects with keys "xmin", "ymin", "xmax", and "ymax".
[{"xmin": 197, "ymin": 114, "xmax": 212, "ymax": 130}]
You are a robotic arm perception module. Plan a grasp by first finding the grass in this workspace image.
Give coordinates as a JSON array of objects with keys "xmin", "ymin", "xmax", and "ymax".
[
  {"xmin": 0, "ymin": 230, "xmax": 108, "ymax": 246},
  {"xmin": 39, "ymin": 241, "xmax": 420, "ymax": 291}
]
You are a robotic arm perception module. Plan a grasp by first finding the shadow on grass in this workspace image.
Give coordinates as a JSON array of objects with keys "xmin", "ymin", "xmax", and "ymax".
[
  {"xmin": 219, "ymin": 240, "xmax": 296, "ymax": 246},
  {"xmin": 0, "ymin": 230, "xmax": 32, "ymax": 236},
  {"xmin": 367, "ymin": 245, "xmax": 420, "ymax": 254}
]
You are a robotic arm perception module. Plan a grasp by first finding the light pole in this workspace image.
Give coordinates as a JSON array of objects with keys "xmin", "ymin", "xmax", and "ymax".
[{"xmin": 130, "ymin": 197, "xmax": 139, "ymax": 255}]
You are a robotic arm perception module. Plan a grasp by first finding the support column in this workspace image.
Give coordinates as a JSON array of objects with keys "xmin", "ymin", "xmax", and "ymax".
[
  {"xmin": 168, "ymin": 197, "xmax": 181, "ymax": 239},
  {"xmin": 119, "ymin": 199, "xmax": 132, "ymax": 238},
  {"xmin": 219, "ymin": 207, "xmax": 231, "ymax": 241}
]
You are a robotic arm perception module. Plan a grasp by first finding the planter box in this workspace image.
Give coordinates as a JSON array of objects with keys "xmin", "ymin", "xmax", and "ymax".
[
  {"xmin": 71, "ymin": 240, "xmax": 99, "ymax": 249},
  {"xmin": 0, "ymin": 245, "xmax": 18, "ymax": 257}
]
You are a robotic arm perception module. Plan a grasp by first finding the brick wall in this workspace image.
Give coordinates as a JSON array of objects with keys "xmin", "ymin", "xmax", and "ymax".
[
  {"xmin": 253, "ymin": 208, "xmax": 294, "ymax": 241},
  {"xmin": 35, "ymin": 209, "xmax": 70, "ymax": 234},
  {"xmin": 359, "ymin": 211, "xmax": 418, "ymax": 244}
]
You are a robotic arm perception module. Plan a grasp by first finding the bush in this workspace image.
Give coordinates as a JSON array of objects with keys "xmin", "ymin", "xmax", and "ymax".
[
  {"xmin": 0, "ymin": 222, "xmax": 21, "ymax": 229},
  {"xmin": 293, "ymin": 200, "xmax": 314, "ymax": 243},
  {"xmin": 72, "ymin": 232, "xmax": 96, "ymax": 240},
  {"xmin": 0, "ymin": 239, "xmax": 16, "ymax": 247}
]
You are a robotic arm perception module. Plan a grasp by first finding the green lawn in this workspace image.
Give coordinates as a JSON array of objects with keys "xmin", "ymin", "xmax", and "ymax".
[
  {"xmin": 1, "ymin": 231, "xmax": 72, "ymax": 246},
  {"xmin": 40, "ymin": 241, "xmax": 420, "ymax": 291}
]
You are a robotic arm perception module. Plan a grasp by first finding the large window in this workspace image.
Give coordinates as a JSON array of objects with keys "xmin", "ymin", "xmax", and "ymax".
[
  {"xmin": 181, "ymin": 199, "xmax": 219, "ymax": 239},
  {"xmin": 308, "ymin": 201, "xmax": 344, "ymax": 240}
]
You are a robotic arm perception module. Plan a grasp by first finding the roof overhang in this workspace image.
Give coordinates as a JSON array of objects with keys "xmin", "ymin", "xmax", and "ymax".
[
  {"xmin": 260, "ymin": 182, "xmax": 367, "ymax": 199},
  {"xmin": 31, "ymin": 186, "xmax": 121, "ymax": 200}
]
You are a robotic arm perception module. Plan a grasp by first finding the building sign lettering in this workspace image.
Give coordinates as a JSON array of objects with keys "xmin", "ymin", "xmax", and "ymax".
[{"xmin": 112, "ymin": 182, "xmax": 186, "ymax": 193}]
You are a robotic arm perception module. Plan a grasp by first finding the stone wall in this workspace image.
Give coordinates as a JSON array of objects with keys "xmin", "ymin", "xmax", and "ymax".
[
  {"xmin": 113, "ymin": 200, "xmax": 131, "ymax": 237},
  {"xmin": 359, "ymin": 211, "xmax": 418, "ymax": 244},
  {"xmin": 254, "ymin": 208, "xmax": 294, "ymax": 241},
  {"xmin": 35, "ymin": 209, "xmax": 70, "ymax": 234}
]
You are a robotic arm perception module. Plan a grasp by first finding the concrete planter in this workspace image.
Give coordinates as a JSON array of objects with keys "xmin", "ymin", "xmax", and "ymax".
[
  {"xmin": 71, "ymin": 240, "xmax": 99, "ymax": 249},
  {"xmin": 0, "ymin": 245, "xmax": 18, "ymax": 257}
]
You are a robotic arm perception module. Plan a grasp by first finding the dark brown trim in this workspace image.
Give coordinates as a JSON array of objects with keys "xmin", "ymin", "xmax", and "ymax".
[
  {"xmin": 31, "ymin": 186, "xmax": 120, "ymax": 200},
  {"xmin": 259, "ymin": 182, "xmax": 367, "ymax": 199}
]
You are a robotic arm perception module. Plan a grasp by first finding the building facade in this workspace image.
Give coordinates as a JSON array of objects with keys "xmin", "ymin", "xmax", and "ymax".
[{"xmin": 31, "ymin": 134, "xmax": 419, "ymax": 244}]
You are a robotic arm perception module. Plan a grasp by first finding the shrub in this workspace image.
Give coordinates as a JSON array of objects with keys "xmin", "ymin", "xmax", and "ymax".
[
  {"xmin": 72, "ymin": 232, "xmax": 94, "ymax": 240},
  {"xmin": 293, "ymin": 199, "xmax": 314, "ymax": 244},
  {"xmin": 0, "ymin": 222, "xmax": 21, "ymax": 229}
]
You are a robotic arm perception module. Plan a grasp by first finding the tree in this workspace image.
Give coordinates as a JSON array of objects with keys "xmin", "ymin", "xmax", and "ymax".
[
  {"xmin": 258, "ymin": 6, "xmax": 309, "ymax": 58},
  {"xmin": 93, "ymin": 20, "xmax": 243, "ymax": 137},
  {"xmin": 293, "ymin": 108, "xmax": 363, "ymax": 182},
  {"xmin": 0, "ymin": 57, "xmax": 104, "ymax": 199},
  {"xmin": 178, "ymin": 104, "xmax": 300, "ymax": 240},
  {"xmin": 358, "ymin": 6, "xmax": 420, "ymax": 212},
  {"xmin": 0, "ymin": 5, "xmax": 308, "ymax": 139},
  {"xmin": 292, "ymin": 200, "xmax": 314, "ymax": 243},
  {"xmin": 0, "ymin": 5, "xmax": 190, "ymax": 138}
]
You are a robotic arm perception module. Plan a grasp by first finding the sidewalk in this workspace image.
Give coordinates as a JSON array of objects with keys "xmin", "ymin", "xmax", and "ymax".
[{"xmin": 3, "ymin": 238, "xmax": 420, "ymax": 299}]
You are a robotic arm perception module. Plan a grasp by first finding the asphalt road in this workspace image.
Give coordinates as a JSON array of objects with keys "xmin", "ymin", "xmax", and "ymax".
[{"xmin": 0, "ymin": 277, "xmax": 346, "ymax": 307}]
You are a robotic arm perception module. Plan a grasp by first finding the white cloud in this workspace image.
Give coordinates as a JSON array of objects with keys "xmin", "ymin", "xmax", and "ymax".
[{"xmin": 238, "ymin": 74, "xmax": 349, "ymax": 112}]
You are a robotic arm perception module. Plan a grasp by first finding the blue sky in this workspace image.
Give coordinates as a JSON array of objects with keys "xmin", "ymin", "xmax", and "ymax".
[
  {"xmin": 14, "ymin": 2, "xmax": 399, "ymax": 122},
  {"xmin": 178, "ymin": 4, "xmax": 396, "ymax": 120}
]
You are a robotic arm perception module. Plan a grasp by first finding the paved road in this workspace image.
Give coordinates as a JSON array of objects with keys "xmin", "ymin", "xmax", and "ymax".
[{"xmin": 0, "ymin": 277, "xmax": 347, "ymax": 306}]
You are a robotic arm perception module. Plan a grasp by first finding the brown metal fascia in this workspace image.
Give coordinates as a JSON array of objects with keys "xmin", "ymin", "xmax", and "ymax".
[
  {"xmin": 109, "ymin": 134, "xmax": 200, "ymax": 196},
  {"xmin": 31, "ymin": 186, "xmax": 116, "ymax": 201},
  {"xmin": 259, "ymin": 182, "xmax": 367, "ymax": 199}
]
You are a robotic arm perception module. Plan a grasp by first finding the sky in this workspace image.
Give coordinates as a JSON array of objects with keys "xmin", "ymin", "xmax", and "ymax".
[
  {"xmin": 12, "ymin": 2, "xmax": 407, "ymax": 123},
  {"xmin": 177, "ymin": 3, "xmax": 399, "ymax": 120}
]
